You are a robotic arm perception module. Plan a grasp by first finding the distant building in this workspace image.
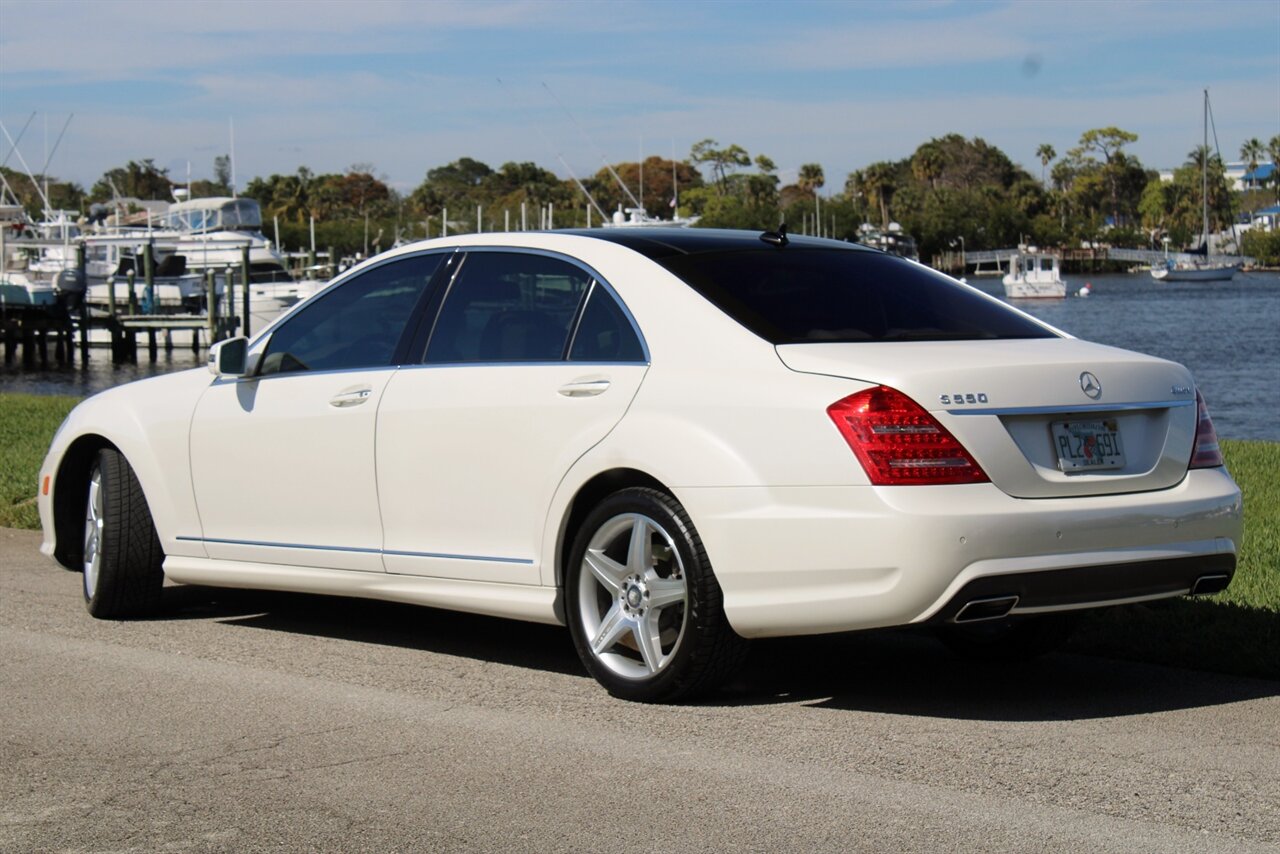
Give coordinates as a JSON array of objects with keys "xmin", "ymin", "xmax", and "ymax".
[
  {"xmin": 1251, "ymin": 204, "xmax": 1280, "ymax": 233},
  {"xmin": 1157, "ymin": 161, "xmax": 1274, "ymax": 192},
  {"xmin": 1242, "ymin": 163, "xmax": 1276, "ymax": 191}
]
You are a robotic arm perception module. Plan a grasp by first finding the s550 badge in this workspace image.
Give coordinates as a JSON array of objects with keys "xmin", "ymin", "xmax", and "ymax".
[{"xmin": 940, "ymin": 393, "xmax": 988, "ymax": 405}]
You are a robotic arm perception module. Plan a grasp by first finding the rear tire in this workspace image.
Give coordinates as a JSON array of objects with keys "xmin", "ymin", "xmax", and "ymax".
[
  {"xmin": 565, "ymin": 487, "xmax": 747, "ymax": 702},
  {"xmin": 936, "ymin": 612, "xmax": 1080, "ymax": 661},
  {"xmin": 82, "ymin": 448, "xmax": 165, "ymax": 619}
]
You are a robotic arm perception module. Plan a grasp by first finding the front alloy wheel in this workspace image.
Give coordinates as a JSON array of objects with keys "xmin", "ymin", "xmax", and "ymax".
[
  {"xmin": 566, "ymin": 488, "xmax": 746, "ymax": 702},
  {"xmin": 80, "ymin": 448, "xmax": 165, "ymax": 618},
  {"xmin": 83, "ymin": 465, "xmax": 105, "ymax": 599}
]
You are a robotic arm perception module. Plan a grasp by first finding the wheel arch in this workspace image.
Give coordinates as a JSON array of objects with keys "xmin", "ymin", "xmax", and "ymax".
[
  {"xmin": 50, "ymin": 434, "xmax": 117, "ymax": 570},
  {"xmin": 554, "ymin": 467, "xmax": 671, "ymax": 594}
]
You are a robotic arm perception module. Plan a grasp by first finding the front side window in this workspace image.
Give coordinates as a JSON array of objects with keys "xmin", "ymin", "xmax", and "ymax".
[
  {"xmin": 425, "ymin": 252, "xmax": 591, "ymax": 363},
  {"xmin": 258, "ymin": 253, "xmax": 443, "ymax": 376}
]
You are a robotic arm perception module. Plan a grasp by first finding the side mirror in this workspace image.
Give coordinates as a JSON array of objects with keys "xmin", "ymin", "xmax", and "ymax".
[{"xmin": 208, "ymin": 337, "xmax": 248, "ymax": 377}]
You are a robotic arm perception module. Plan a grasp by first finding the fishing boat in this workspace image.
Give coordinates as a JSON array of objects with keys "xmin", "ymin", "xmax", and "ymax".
[
  {"xmin": 149, "ymin": 195, "xmax": 293, "ymax": 283},
  {"xmin": 1152, "ymin": 90, "xmax": 1240, "ymax": 282},
  {"xmin": 1002, "ymin": 249, "xmax": 1066, "ymax": 298}
]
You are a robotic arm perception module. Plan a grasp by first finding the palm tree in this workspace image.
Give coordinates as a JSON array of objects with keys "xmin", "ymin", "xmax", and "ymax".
[
  {"xmin": 797, "ymin": 163, "xmax": 825, "ymax": 198},
  {"xmin": 1036, "ymin": 143, "xmax": 1056, "ymax": 187},
  {"xmin": 1269, "ymin": 135, "xmax": 1280, "ymax": 201},
  {"xmin": 1240, "ymin": 138, "xmax": 1264, "ymax": 200},
  {"xmin": 860, "ymin": 163, "xmax": 896, "ymax": 229}
]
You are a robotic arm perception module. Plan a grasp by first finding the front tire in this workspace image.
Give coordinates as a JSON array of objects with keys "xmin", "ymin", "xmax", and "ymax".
[
  {"xmin": 82, "ymin": 448, "xmax": 165, "ymax": 618},
  {"xmin": 565, "ymin": 487, "xmax": 747, "ymax": 702}
]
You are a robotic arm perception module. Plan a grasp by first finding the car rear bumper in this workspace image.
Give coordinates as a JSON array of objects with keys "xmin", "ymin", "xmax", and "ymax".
[{"xmin": 674, "ymin": 467, "xmax": 1243, "ymax": 639}]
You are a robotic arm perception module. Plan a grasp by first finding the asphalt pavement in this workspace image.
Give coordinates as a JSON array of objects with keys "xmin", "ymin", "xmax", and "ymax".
[{"xmin": 2, "ymin": 526, "xmax": 1277, "ymax": 853}]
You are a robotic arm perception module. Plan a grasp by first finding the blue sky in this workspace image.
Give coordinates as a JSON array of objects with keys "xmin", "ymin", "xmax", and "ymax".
[{"xmin": 1, "ymin": 0, "xmax": 1277, "ymax": 195}]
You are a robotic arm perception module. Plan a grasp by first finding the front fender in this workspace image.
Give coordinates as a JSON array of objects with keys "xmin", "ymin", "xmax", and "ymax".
[{"xmin": 39, "ymin": 369, "xmax": 213, "ymax": 565}]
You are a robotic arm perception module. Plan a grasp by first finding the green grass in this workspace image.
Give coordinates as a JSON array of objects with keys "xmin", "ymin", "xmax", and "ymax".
[
  {"xmin": 1, "ymin": 391, "xmax": 1276, "ymax": 679},
  {"xmin": 1070, "ymin": 439, "xmax": 1280, "ymax": 680},
  {"xmin": 0, "ymin": 392, "xmax": 79, "ymax": 529}
]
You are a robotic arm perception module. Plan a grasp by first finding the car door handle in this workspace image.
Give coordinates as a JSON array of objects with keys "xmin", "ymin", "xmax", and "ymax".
[
  {"xmin": 329, "ymin": 388, "xmax": 373, "ymax": 408},
  {"xmin": 558, "ymin": 379, "xmax": 611, "ymax": 397}
]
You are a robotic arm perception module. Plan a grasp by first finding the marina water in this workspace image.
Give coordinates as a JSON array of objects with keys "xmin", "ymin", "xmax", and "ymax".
[{"xmin": 2, "ymin": 270, "xmax": 1278, "ymax": 441}]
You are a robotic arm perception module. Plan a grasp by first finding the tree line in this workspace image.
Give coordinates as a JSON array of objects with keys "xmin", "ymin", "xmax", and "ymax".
[{"xmin": 4, "ymin": 130, "xmax": 1278, "ymax": 263}]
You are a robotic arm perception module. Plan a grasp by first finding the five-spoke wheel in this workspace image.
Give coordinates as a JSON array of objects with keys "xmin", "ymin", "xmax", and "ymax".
[{"xmin": 566, "ymin": 488, "xmax": 746, "ymax": 702}]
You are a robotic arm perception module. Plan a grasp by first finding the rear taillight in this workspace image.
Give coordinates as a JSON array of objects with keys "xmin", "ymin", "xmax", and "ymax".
[
  {"xmin": 1189, "ymin": 389, "xmax": 1224, "ymax": 469},
  {"xmin": 827, "ymin": 386, "xmax": 989, "ymax": 485}
]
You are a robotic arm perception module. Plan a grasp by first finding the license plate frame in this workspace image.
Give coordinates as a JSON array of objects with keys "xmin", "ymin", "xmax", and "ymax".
[{"xmin": 1051, "ymin": 418, "xmax": 1125, "ymax": 472}]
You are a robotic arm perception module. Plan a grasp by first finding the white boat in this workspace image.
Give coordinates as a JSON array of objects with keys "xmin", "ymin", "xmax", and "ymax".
[
  {"xmin": 857, "ymin": 222, "xmax": 919, "ymax": 262},
  {"xmin": 1002, "ymin": 250, "xmax": 1066, "ymax": 298},
  {"xmin": 1151, "ymin": 260, "xmax": 1238, "ymax": 282},
  {"xmin": 1151, "ymin": 90, "xmax": 1240, "ymax": 283},
  {"xmin": 603, "ymin": 206, "xmax": 699, "ymax": 228},
  {"xmin": 116, "ymin": 196, "xmax": 293, "ymax": 284}
]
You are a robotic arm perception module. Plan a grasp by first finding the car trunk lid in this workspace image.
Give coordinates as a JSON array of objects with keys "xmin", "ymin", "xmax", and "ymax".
[{"xmin": 777, "ymin": 338, "xmax": 1198, "ymax": 497}]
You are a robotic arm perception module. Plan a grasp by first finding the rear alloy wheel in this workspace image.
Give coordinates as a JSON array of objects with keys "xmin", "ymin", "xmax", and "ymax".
[
  {"xmin": 82, "ymin": 448, "xmax": 165, "ymax": 619},
  {"xmin": 566, "ymin": 487, "xmax": 746, "ymax": 702}
]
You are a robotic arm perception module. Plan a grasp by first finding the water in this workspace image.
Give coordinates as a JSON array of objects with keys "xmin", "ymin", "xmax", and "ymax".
[
  {"xmin": 967, "ymin": 270, "xmax": 1280, "ymax": 442},
  {"xmin": 2, "ymin": 271, "xmax": 1278, "ymax": 440}
]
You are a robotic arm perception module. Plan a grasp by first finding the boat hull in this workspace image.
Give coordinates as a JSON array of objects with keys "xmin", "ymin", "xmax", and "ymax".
[{"xmin": 1151, "ymin": 263, "xmax": 1239, "ymax": 282}]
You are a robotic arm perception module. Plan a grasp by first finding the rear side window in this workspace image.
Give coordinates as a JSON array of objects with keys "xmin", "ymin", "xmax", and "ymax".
[
  {"xmin": 658, "ymin": 248, "xmax": 1054, "ymax": 343},
  {"xmin": 569, "ymin": 284, "xmax": 645, "ymax": 362},
  {"xmin": 425, "ymin": 252, "xmax": 592, "ymax": 363}
]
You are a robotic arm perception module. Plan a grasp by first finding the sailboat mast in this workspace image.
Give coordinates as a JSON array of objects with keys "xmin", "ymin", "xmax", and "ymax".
[{"xmin": 1202, "ymin": 89, "xmax": 1209, "ymax": 250}]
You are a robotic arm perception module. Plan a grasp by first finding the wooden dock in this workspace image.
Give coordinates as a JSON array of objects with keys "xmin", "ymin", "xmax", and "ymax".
[{"xmin": 2, "ymin": 247, "xmax": 255, "ymax": 369}]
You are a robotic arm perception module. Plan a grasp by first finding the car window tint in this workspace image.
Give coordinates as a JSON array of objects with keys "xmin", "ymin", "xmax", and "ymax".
[
  {"xmin": 658, "ymin": 248, "xmax": 1054, "ymax": 344},
  {"xmin": 424, "ymin": 252, "xmax": 591, "ymax": 363},
  {"xmin": 569, "ymin": 285, "xmax": 645, "ymax": 362},
  {"xmin": 258, "ymin": 253, "xmax": 442, "ymax": 376}
]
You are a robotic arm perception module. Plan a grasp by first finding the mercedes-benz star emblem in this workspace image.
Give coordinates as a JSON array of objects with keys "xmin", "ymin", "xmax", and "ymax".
[{"xmin": 1079, "ymin": 371, "xmax": 1102, "ymax": 400}]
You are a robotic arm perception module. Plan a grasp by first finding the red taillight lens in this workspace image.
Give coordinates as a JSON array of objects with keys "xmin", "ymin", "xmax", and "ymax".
[
  {"xmin": 827, "ymin": 385, "xmax": 989, "ymax": 485},
  {"xmin": 1189, "ymin": 389, "xmax": 1224, "ymax": 469}
]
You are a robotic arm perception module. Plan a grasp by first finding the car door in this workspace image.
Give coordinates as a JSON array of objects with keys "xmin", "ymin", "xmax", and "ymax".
[
  {"xmin": 188, "ymin": 252, "xmax": 446, "ymax": 572},
  {"xmin": 377, "ymin": 250, "xmax": 649, "ymax": 584}
]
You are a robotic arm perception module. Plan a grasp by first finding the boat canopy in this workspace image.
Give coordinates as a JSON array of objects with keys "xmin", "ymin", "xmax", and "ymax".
[{"xmin": 160, "ymin": 197, "xmax": 263, "ymax": 232}]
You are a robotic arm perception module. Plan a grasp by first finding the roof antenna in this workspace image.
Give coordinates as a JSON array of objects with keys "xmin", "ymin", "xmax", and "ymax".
[{"xmin": 760, "ymin": 223, "xmax": 789, "ymax": 247}]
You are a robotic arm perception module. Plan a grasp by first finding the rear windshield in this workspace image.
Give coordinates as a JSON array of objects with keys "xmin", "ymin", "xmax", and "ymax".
[{"xmin": 658, "ymin": 248, "xmax": 1054, "ymax": 344}]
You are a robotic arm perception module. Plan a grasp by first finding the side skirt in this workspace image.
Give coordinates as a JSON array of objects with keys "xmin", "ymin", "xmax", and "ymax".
[{"xmin": 162, "ymin": 556, "xmax": 563, "ymax": 626}]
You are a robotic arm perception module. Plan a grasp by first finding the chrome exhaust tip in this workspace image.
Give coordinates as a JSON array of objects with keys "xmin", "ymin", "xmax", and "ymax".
[
  {"xmin": 1190, "ymin": 574, "xmax": 1231, "ymax": 596},
  {"xmin": 953, "ymin": 595, "xmax": 1019, "ymax": 623}
]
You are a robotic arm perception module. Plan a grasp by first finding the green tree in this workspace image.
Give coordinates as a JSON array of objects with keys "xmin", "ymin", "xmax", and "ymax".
[
  {"xmin": 690, "ymin": 139, "xmax": 750, "ymax": 195},
  {"xmin": 1036, "ymin": 143, "xmax": 1056, "ymax": 187},
  {"xmin": 89, "ymin": 159, "xmax": 172, "ymax": 202},
  {"xmin": 860, "ymin": 162, "xmax": 897, "ymax": 228},
  {"xmin": 796, "ymin": 163, "xmax": 825, "ymax": 197},
  {"xmin": 1269, "ymin": 135, "xmax": 1280, "ymax": 200},
  {"xmin": 1078, "ymin": 127, "xmax": 1139, "ymax": 228}
]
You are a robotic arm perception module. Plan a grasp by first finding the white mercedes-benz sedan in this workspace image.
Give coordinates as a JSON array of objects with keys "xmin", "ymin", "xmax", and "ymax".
[{"xmin": 38, "ymin": 229, "xmax": 1243, "ymax": 701}]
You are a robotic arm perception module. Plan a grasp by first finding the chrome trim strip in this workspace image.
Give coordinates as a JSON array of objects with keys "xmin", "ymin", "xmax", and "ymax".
[
  {"xmin": 176, "ymin": 536, "xmax": 532, "ymax": 565},
  {"xmin": 1013, "ymin": 589, "xmax": 1190, "ymax": 614},
  {"xmin": 947, "ymin": 399, "xmax": 1194, "ymax": 416},
  {"xmin": 384, "ymin": 549, "xmax": 534, "ymax": 565}
]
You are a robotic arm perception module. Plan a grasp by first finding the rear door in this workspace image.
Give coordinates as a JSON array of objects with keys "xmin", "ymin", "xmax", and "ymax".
[{"xmin": 376, "ymin": 250, "xmax": 648, "ymax": 584}]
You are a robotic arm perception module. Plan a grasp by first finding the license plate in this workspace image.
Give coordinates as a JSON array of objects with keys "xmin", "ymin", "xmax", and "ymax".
[{"xmin": 1051, "ymin": 419, "xmax": 1125, "ymax": 471}]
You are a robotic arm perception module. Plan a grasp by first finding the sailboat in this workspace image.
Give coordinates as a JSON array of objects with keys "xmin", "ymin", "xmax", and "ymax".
[{"xmin": 1152, "ymin": 90, "xmax": 1240, "ymax": 282}]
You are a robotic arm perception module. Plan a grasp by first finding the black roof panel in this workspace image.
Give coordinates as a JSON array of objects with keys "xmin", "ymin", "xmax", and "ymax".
[{"xmin": 558, "ymin": 228, "xmax": 873, "ymax": 260}]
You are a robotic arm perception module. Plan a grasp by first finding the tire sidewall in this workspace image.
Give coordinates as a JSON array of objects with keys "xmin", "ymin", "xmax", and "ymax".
[{"xmin": 565, "ymin": 488, "xmax": 713, "ymax": 702}]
